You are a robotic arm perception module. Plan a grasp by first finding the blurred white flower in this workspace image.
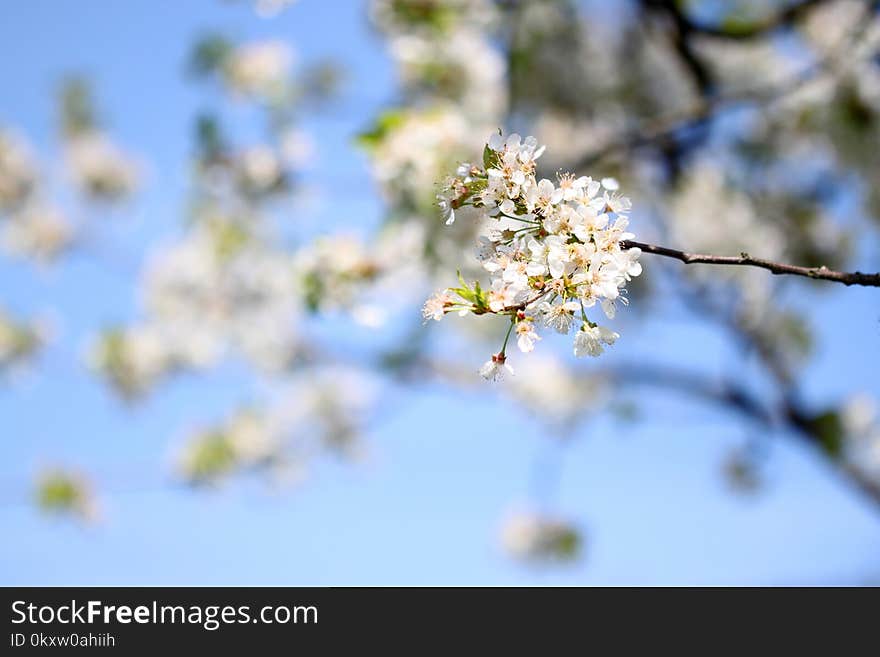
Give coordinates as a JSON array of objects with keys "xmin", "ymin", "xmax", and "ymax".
[
  {"xmin": 669, "ymin": 161, "xmax": 784, "ymax": 311},
  {"xmin": 506, "ymin": 352, "xmax": 600, "ymax": 426},
  {"xmin": 500, "ymin": 510, "xmax": 581, "ymax": 563},
  {"xmin": 295, "ymin": 221, "xmax": 427, "ymax": 324},
  {"xmin": 237, "ymin": 145, "xmax": 285, "ymax": 194},
  {"xmin": 842, "ymin": 394, "xmax": 880, "ymax": 476},
  {"xmin": 280, "ymin": 128, "xmax": 314, "ymax": 168},
  {"xmin": 88, "ymin": 322, "xmax": 220, "ymax": 399},
  {"xmin": 0, "ymin": 128, "xmax": 38, "ymax": 210},
  {"xmin": 65, "ymin": 131, "xmax": 140, "ymax": 200},
  {"xmin": 389, "ymin": 28, "xmax": 506, "ymax": 117},
  {"xmin": 223, "ymin": 40, "xmax": 294, "ymax": 102},
  {"xmin": 2, "ymin": 202, "xmax": 73, "ymax": 262},
  {"xmin": 253, "ymin": 0, "xmax": 297, "ymax": 18}
]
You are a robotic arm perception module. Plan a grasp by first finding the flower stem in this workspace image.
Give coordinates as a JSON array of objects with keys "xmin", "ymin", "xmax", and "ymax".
[{"xmin": 500, "ymin": 319, "xmax": 515, "ymax": 354}]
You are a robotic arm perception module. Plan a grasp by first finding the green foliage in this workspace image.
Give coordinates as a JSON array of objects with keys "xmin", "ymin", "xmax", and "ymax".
[
  {"xmin": 0, "ymin": 320, "xmax": 41, "ymax": 365},
  {"xmin": 450, "ymin": 271, "xmax": 489, "ymax": 314},
  {"xmin": 189, "ymin": 34, "xmax": 233, "ymax": 77},
  {"xmin": 35, "ymin": 470, "xmax": 93, "ymax": 520},
  {"xmin": 182, "ymin": 432, "xmax": 237, "ymax": 485},
  {"xmin": 552, "ymin": 526, "xmax": 581, "ymax": 560},
  {"xmin": 195, "ymin": 113, "xmax": 227, "ymax": 163},
  {"xmin": 59, "ymin": 76, "xmax": 96, "ymax": 137},
  {"xmin": 802, "ymin": 410, "xmax": 845, "ymax": 458},
  {"xmin": 208, "ymin": 219, "xmax": 251, "ymax": 261},
  {"xmin": 355, "ymin": 110, "xmax": 407, "ymax": 151},
  {"xmin": 302, "ymin": 270, "xmax": 323, "ymax": 313},
  {"xmin": 387, "ymin": 0, "xmax": 458, "ymax": 33},
  {"xmin": 482, "ymin": 142, "xmax": 501, "ymax": 170}
]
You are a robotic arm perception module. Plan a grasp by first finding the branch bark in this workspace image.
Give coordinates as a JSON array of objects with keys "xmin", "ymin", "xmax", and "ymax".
[{"xmin": 622, "ymin": 240, "xmax": 880, "ymax": 287}]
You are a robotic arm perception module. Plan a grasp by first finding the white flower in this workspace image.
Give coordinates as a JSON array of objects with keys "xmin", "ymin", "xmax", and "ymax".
[
  {"xmin": 603, "ymin": 191, "xmax": 631, "ymax": 215},
  {"xmin": 573, "ymin": 324, "xmax": 619, "ymax": 358},
  {"xmin": 487, "ymin": 279, "xmax": 523, "ymax": 312},
  {"xmin": 65, "ymin": 131, "xmax": 139, "ymax": 199},
  {"xmin": 480, "ymin": 353, "xmax": 514, "ymax": 381},
  {"xmin": 601, "ymin": 293, "xmax": 629, "ymax": 319},
  {"xmin": 422, "ymin": 291, "xmax": 451, "ymax": 321},
  {"xmin": 2, "ymin": 202, "xmax": 73, "ymax": 262},
  {"xmin": 254, "ymin": 0, "xmax": 297, "ymax": 18},
  {"xmin": 525, "ymin": 178, "xmax": 557, "ymax": 213},
  {"xmin": 224, "ymin": 40, "xmax": 293, "ymax": 101},
  {"xmin": 437, "ymin": 194, "xmax": 455, "ymax": 225},
  {"xmin": 500, "ymin": 510, "xmax": 580, "ymax": 562},
  {"xmin": 515, "ymin": 321, "xmax": 541, "ymax": 353},
  {"xmin": 545, "ymin": 234, "xmax": 570, "ymax": 279},
  {"xmin": 538, "ymin": 300, "xmax": 580, "ymax": 334},
  {"xmin": 0, "ymin": 129, "xmax": 37, "ymax": 210},
  {"xmin": 238, "ymin": 145, "xmax": 283, "ymax": 193},
  {"xmin": 555, "ymin": 173, "xmax": 591, "ymax": 202}
]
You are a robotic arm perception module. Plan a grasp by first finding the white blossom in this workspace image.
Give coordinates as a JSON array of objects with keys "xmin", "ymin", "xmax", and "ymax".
[
  {"xmin": 573, "ymin": 324, "xmax": 619, "ymax": 358},
  {"xmin": 0, "ymin": 129, "xmax": 37, "ymax": 210},
  {"xmin": 500, "ymin": 510, "xmax": 581, "ymax": 562},
  {"xmin": 515, "ymin": 320, "xmax": 541, "ymax": 353},
  {"xmin": 2, "ymin": 202, "xmax": 73, "ymax": 262},
  {"xmin": 480, "ymin": 353, "xmax": 514, "ymax": 381},
  {"xmin": 424, "ymin": 132, "xmax": 641, "ymax": 374},
  {"xmin": 223, "ymin": 40, "xmax": 293, "ymax": 102},
  {"xmin": 64, "ymin": 131, "xmax": 140, "ymax": 200}
]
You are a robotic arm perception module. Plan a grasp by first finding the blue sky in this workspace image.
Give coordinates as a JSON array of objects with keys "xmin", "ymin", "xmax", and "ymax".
[{"xmin": 1, "ymin": 0, "xmax": 879, "ymax": 586}]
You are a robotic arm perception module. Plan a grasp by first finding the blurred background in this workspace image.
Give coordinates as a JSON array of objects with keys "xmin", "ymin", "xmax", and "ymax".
[{"xmin": 1, "ymin": 0, "xmax": 879, "ymax": 585}]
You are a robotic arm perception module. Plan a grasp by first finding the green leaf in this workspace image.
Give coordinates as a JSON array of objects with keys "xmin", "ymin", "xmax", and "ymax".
[
  {"xmin": 803, "ymin": 410, "xmax": 845, "ymax": 458},
  {"xmin": 483, "ymin": 142, "xmax": 501, "ymax": 170}
]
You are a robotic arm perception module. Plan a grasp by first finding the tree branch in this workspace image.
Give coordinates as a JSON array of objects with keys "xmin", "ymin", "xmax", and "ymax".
[
  {"xmin": 393, "ymin": 351, "xmax": 880, "ymax": 511},
  {"xmin": 570, "ymin": 0, "xmax": 877, "ymax": 172},
  {"xmin": 622, "ymin": 240, "xmax": 880, "ymax": 287},
  {"xmin": 605, "ymin": 361, "xmax": 880, "ymax": 509}
]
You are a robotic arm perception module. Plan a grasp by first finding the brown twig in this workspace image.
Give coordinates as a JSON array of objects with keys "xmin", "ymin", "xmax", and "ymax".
[{"xmin": 622, "ymin": 240, "xmax": 880, "ymax": 287}]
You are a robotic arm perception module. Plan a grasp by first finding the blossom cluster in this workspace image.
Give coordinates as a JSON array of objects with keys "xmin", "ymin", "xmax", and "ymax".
[
  {"xmin": 360, "ymin": 0, "xmax": 506, "ymax": 218},
  {"xmin": 223, "ymin": 39, "xmax": 294, "ymax": 103},
  {"xmin": 425, "ymin": 132, "xmax": 642, "ymax": 379},
  {"xmin": 64, "ymin": 131, "xmax": 140, "ymax": 201},
  {"xmin": 294, "ymin": 221, "xmax": 426, "ymax": 327},
  {"xmin": 500, "ymin": 510, "xmax": 581, "ymax": 563},
  {"xmin": 0, "ymin": 128, "xmax": 74, "ymax": 264},
  {"xmin": 0, "ymin": 129, "xmax": 37, "ymax": 211},
  {"xmin": 842, "ymin": 394, "xmax": 880, "ymax": 480},
  {"xmin": 176, "ymin": 367, "xmax": 376, "ymax": 486},
  {"xmin": 88, "ymin": 322, "xmax": 219, "ymax": 400}
]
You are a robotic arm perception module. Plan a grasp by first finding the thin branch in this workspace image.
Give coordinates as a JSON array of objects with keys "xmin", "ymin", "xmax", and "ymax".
[{"xmin": 622, "ymin": 240, "xmax": 880, "ymax": 287}]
